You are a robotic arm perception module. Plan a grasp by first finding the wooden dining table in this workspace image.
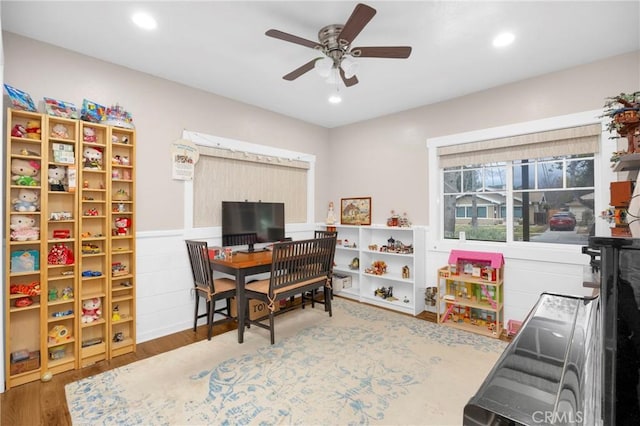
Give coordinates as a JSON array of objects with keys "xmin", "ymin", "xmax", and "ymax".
[{"xmin": 209, "ymin": 249, "xmax": 273, "ymax": 343}]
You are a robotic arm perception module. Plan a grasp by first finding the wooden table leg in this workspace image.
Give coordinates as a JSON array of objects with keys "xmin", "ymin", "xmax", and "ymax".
[{"xmin": 236, "ymin": 271, "xmax": 246, "ymax": 343}]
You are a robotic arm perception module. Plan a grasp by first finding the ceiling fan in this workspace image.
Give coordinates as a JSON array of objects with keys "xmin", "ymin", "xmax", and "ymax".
[{"xmin": 265, "ymin": 3, "xmax": 412, "ymax": 87}]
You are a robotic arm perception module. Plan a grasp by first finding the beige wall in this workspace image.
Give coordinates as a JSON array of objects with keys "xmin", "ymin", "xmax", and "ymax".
[
  {"xmin": 2, "ymin": 32, "xmax": 330, "ymax": 231},
  {"xmin": 3, "ymin": 31, "xmax": 639, "ymax": 229},
  {"xmin": 328, "ymin": 50, "xmax": 640, "ymax": 225}
]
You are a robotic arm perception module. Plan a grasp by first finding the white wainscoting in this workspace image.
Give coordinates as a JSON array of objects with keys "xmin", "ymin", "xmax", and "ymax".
[
  {"xmin": 135, "ymin": 224, "xmax": 592, "ymax": 344},
  {"xmin": 135, "ymin": 223, "xmax": 317, "ymax": 343}
]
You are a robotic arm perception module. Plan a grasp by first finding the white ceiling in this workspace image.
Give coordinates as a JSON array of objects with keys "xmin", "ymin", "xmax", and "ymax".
[{"xmin": 2, "ymin": 1, "xmax": 639, "ymax": 128}]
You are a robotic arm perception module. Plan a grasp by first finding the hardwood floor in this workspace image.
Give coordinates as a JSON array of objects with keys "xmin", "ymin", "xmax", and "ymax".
[
  {"xmin": 0, "ymin": 301, "xmax": 509, "ymax": 425},
  {"xmin": 1, "ymin": 321, "xmax": 237, "ymax": 426}
]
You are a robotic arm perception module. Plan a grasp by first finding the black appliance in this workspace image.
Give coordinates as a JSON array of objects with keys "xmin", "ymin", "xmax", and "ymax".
[{"xmin": 221, "ymin": 201, "xmax": 285, "ymax": 252}]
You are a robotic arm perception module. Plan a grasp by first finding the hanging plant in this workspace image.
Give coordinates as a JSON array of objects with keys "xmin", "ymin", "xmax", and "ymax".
[
  {"xmin": 602, "ymin": 91, "xmax": 640, "ymax": 134},
  {"xmin": 601, "ymin": 91, "xmax": 640, "ymax": 153}
]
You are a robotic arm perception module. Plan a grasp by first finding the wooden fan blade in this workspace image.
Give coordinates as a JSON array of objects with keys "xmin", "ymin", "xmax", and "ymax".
[
  {"xmin": 266, "ymin": 29, "xmax": 321, "ymax": 49},
  {"xmin": 351, "ymin": 46, "xmax": 412, "ymax": 58},
  {"xmin": 339, "ymin": 67, "xmax": 359, "ymax": 87},
  {"xmin": 283, "ymin": 59, "xmax": 318, "ymax": 81},
  {"xmin": 339, "ymin": 3, "xmax": 376, "ymax": 45}
]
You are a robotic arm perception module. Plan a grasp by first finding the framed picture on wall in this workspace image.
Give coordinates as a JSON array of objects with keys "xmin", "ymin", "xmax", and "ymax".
[{"xmin": 340, "ymin": 197, "xmax": 371, "ymax": 226}]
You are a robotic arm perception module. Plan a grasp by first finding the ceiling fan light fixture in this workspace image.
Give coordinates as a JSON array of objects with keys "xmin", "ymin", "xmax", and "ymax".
[
  {"xmin": 315, "ymin": 57, "xmax": 332, "ymax": 78},
  {"xmin": 326, "ymin": 67, "xmax": 340, "ymax": 85},
  {"xmin": 341, "ymin": 56, "xmax": 359, "ymax": 79}
]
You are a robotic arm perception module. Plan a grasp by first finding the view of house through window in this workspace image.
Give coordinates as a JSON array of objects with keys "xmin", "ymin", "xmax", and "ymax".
[{"xmin": 443, "ymin": 154, "xmax": 595, "ymax": 245}]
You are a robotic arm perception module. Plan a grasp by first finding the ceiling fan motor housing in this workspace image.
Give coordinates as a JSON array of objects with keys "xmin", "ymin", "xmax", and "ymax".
[{"xmin": 318, "ymin": 24, "xmax": 348, "ymax": 63}]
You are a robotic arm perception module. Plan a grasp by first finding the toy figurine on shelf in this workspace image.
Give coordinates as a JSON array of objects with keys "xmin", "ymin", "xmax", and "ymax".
[
  {"xmin": 48, "ymin": 288, "xmax": 58, "ymax": 301},
  {"xmin": 48, "ymin": 165, "xmax": 66, "ymax": 191},
  {"xmin": 402, "ymin": 265, "xmax": 410, "ymax": 279},
  {"xmin": 326, "ymin": 201, "xmax": 336, "ymax": 225},
  {"xmin": 399, "ymin": 212, "xmax": 412, "ymax": 228},
  {"xmin": 374, "ymin": 286, "xmax": 397, "ymax": 301},
  {"xmin": 387, "ymin": 210, "xmax": 399, "ymax": 227},
  {"xmin": 112, "ymin": 305, "xmax": 121, "ymax": 321},
  {"xmin": 349, "ymin": 257, "xmax": 359, "ymax": 270},
  {"xmin": 365, "ymin": 260, "xmax": 387, "ymax": 275},
  {"xmin": 114, "ymin": 217, "xmax": 131, "ymax": 235}
]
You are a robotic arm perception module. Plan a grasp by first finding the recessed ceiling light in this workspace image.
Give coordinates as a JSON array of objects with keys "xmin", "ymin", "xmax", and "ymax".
[
  {"xmin": 132, "ymin": 12, "xmax": 157, "ymax": 30},
  {"xmin": 328, "ymin": 94, "xmax": 342, "ymax": 104},
  {"xmin": 492, "ymin": 32, "xmax": 515, "ymax": 48}
]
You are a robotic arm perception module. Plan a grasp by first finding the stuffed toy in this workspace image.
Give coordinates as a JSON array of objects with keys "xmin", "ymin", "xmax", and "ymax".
[
  {"xmin": 61, "ymin": 286, "xmax": 74, "ymax": 300},
  {"xmin": 11, "ymin": 124, "xmax": 26, "ymax": 138},
  {"xmin": 48, "ymin": 165, "xmax": 66, "ymax": 191},
  {"xmin": 47, "ymin": 243, "xmax": 74, "ymax": 265},
  {"xmin": 83, "ymin": 126, "xmax": 97, "ymax": 142},
  {"xmin": 10, "ymin": 215, "xmax": 40, "ymax": 241},
  {"xmin": 81, "ymin": 298, "xmax": 102, "ymax": 323},
  {"xmin": 10, "ymin": 281, "xmax": 41, "ymax": 296},
  {"xmin": 114, "ymin": 217, "xmax": 131, "ymax": 235},
  {"xmin": 51, "ymin": 123, "xmax": 69, "ymax": 139},
  {"xmin": 25, "ymin": 120, "xmax": 41, "ymax": 140},
  {"xmin": 13, "ymin": 188, "xmax": 40, "ymax": 212},
  {"xmin": 11, "ymin": 158, "xmax": 41, "ymax": 186},
  {"xmin": 83, "ymin": 146, "xmax": 103, "ymax": 169},
  {"xmin": 48, "ymin": 325, "xmax": 71, "ymax": 344}
]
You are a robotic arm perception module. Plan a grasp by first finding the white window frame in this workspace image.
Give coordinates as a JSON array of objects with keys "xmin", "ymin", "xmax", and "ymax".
[
  {"xmin": 181, "ymin": 130, "xmax": 316, "ymax": 236},
  {"xmin": 427, "ymin": 109, "xmax": 614, "ymax": 260}
]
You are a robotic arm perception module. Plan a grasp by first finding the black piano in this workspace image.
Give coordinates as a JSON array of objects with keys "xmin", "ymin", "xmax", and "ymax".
[{"xmin": 464, "ymin": 237, "xmax": 640, "ymax": 425}]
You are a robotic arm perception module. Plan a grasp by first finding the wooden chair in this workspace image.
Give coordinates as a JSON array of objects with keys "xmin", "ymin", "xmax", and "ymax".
[
  {"xmin": 310, "ymin": 230, "xmax": 338, "ymax": 306},
  {"xmin": 185, "ymin": 240, "xmax": 237, "ymax": 340},
  {"xmin": 244, "ymin": 235, "xmax": 337, "ymax": 344}
]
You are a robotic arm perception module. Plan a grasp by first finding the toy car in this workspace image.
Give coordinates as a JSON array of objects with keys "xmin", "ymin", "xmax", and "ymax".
[
  {"xmin": 53, "ymin": 229, "xmax": 71, "ymax": 239},
  {"xmin": 82, "ymin": 243, "xmax": 100, "ymax": 254}
]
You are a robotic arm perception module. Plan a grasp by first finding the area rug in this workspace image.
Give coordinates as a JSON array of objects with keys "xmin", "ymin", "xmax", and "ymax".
[{"xmin": 65, "ymin": 298, "xmax": 507, "ymax": 425}]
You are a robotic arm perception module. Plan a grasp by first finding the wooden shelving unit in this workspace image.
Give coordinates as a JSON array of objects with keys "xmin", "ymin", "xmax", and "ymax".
[
  {"xmin": 108, "ymin": 126, "xmax": 136, "ymax": 358},
  {"xmin": 436, "ymin": 250, "xmax": 504, "ymax": 339},
  {"xmin": 4, "ymin": 108, "xmax": 136, "ymax": 388},
  {"xmin": 78, "ymin": 122, "xmax": 110, "ymax": 367},
  {"xmin": 5, "ymin": 109, "xmax": 46, "ymax": 388},
  {"xmin": 44, "ymin": 115, "xmax": 80, "ymax": 375}
]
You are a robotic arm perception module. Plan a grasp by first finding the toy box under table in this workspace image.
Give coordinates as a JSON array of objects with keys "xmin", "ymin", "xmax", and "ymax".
[{"xmin": 229, "ymin": 297, "xmax": 280, "ymax": 321}]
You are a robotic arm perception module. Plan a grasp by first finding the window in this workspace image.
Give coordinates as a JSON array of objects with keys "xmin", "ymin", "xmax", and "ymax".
[
  {"xmin": 183, "ymin": 131, "xmax": 315, "ymax": 230},
  {"xmin": 443, "ymin": 163, "xmax": 507, "ymax": 242},
  {"xmin": 436, "ymin": 122, "xmax": 601, "ymax": 246}
]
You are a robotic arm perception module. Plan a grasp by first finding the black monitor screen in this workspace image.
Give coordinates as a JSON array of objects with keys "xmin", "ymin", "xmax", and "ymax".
[{"xmin": 221, "ymin": 201, "xmax": 285, "ymax": 251}]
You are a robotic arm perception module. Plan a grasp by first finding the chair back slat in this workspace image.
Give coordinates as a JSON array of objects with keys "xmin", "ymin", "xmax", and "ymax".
[
  {"xmin": 314, "ymin": 230, "xmax": 337, "ymax": 239},
  {"xmin": 185, "ymin": 240, "xmax": 215, "ymax": 292},
  {"xmin": 268, "ymin": 235, "xmax": 337, "ymax": 295}
]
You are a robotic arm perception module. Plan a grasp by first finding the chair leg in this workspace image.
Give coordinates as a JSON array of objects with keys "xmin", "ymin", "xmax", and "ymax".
[
  {"xmin": 245, "ymin": 299, "xmax": 251, "ymax": 329},
  {"xmin": 326, "ymin": 287, "xmax": 332, "ymax": 317},
  {"xmin": 207, "ymin": 300, "xmax": 214, "ymax": 340},
  {"xmin": 225, "ymin": 297, "xmax": 232, "ymax": 317},
  {"xmin": 193, "ymin": 295, "xmax": 200, "ymax": 332},
  {"xmin": 269, "ymin": 311, "xmax": 275, "ymax": 345}
]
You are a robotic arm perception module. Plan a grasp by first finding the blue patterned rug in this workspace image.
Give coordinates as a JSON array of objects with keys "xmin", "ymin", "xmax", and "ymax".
[{"xmin": 65, "ymin": 298, "xmax": 506, "ymax": 425}]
